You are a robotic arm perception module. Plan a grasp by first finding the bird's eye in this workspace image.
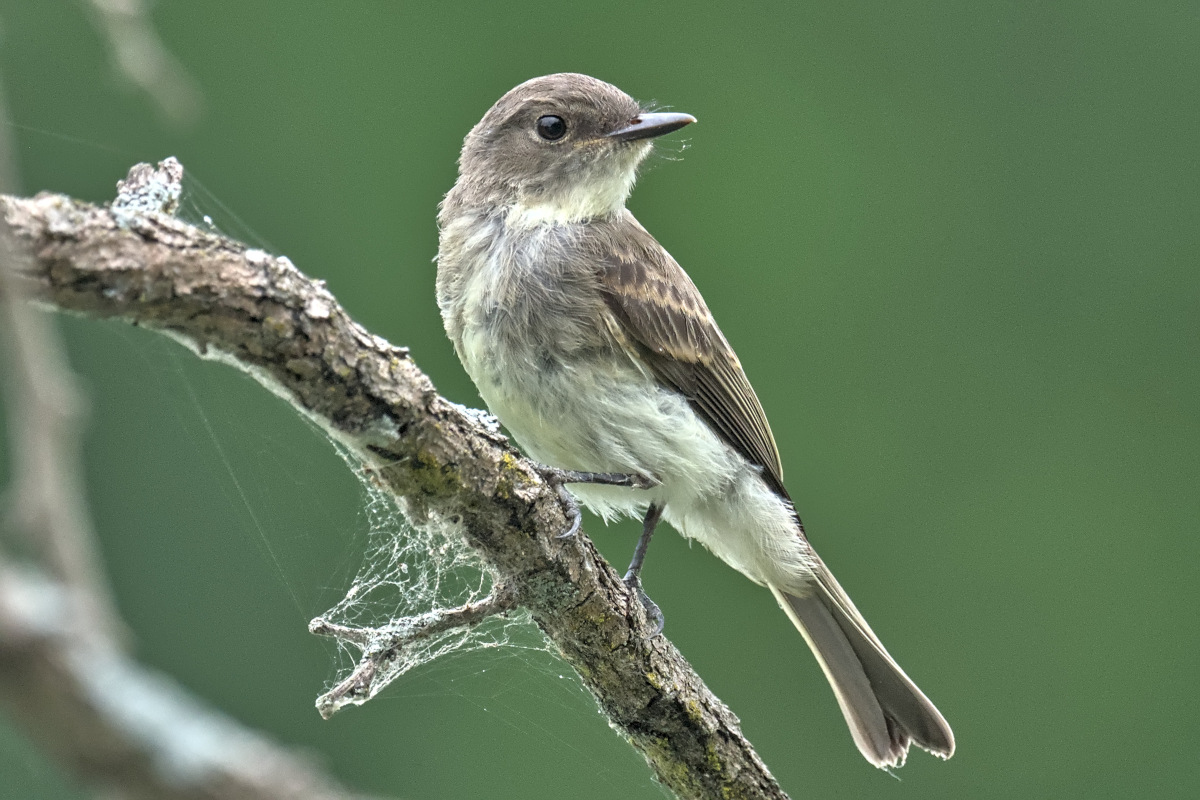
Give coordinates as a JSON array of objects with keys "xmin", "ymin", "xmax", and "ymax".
[{"xmin": 536, "ymin": 115, "xmax": 567, "ymax": 141}]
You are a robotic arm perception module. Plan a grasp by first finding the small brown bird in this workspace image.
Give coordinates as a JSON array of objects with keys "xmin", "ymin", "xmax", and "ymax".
[{"xmin": 436, "ymin": 73, "xmax": 954, "ymax": 768}]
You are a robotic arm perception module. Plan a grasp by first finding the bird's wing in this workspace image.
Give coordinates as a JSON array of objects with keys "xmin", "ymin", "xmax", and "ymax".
[{"xmin": 586, "ymin": 212, "xmax": 786, "ymax": 496}]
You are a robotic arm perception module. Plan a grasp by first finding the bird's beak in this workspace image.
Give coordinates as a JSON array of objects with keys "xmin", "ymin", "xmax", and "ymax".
[{"xmin": 607, "ymin": 112, "xmax": 696, "ymax": 142}]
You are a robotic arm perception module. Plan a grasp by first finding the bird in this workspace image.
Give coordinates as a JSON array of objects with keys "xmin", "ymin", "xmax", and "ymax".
[{"xmin": 435, "ymin": 72, "xmax": 954, "ymax": 768}]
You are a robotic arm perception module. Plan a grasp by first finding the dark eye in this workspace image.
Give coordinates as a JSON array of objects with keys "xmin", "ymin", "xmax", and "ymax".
[{"xmin": 536, "ymin": 115, "xmax": 567, "ymax": 141}]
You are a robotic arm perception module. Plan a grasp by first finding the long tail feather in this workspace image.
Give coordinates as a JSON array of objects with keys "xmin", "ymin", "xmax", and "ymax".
[{"xmin": 770, "ymin": 565, "xmax": 954, "ymax": 768}]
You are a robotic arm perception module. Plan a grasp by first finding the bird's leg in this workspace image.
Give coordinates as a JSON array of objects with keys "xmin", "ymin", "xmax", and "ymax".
[
  {"xmin": 537, "ymin": 464, "xmax": 664, "ymax": 633},
  {"xmin": 623, "ymin": 502, "xmax": 665, "ymax": 636},
  {"xmin": 538, "ymin": 466, "xmax": 657, "ymax": 539},
  {"xmin": 540, "ymin": 467, "xmax": 658, "ymax": 490}
]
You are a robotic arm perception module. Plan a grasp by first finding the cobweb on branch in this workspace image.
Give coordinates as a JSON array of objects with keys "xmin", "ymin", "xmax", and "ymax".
[{"xmin": 309, "ymin": 441, "xmax": 544, "ymax": 718}]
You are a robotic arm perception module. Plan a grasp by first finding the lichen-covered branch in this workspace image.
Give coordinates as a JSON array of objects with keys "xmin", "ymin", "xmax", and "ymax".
[{"xmin": 0, "ymin": 161, "xmax": 791, "ymax": 800}]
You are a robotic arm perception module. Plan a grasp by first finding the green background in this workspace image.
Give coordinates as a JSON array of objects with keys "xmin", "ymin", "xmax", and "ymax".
[{"xmin": 2, "ymin": 1, "xmax": 1197, "ymax": 797}]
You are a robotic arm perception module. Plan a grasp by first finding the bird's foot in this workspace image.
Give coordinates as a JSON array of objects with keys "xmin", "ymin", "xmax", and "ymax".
[
  {"xmin": 536, "ymin": 465, "xmax": 657, "ymax": 539},
  {"xmin": 622, "ymin": 573, "xmax": 664, "ymax": 637}
]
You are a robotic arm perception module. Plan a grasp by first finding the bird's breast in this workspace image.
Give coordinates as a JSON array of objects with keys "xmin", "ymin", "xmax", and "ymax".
[
  {"xmin": 448, "ymin": 221, "xmax": 612, "ymax": 381},
  {"xmin": 440, "ymin": 218, "xmax": 631, "ymax": 462}
]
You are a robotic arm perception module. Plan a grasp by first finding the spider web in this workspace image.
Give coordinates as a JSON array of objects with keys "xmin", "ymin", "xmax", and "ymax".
[{"xmin": 312, "ymin": 440, "xmax": 552, "ymax": 712}]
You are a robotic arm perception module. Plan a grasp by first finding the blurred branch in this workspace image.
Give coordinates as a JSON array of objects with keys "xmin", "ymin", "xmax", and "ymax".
[
  {"xmin": 0, "ymin": 185, "xmax": 375, "ymax": 798},
  {"xmin": 81, "ymin": 0, "xmax": 203, "ymax": 125},
  {"xmin": 0, "ymin": 218, "xmax": 124, "ymax": 644},
  {"xmin": 0, "ymin": 565, "xmax": 375, "ymax": 800},
  {"xmin": 0, "ymin": 160, "xmax": 792, "ymax": 800}
]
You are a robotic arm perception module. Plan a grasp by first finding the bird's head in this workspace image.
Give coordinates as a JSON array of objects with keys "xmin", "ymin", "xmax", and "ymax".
[{"xmin": 452, "ymin": 73, "xmax": 695, "ymax": 225}]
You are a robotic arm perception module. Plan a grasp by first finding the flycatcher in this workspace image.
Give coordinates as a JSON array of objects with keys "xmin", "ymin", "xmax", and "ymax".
[{"xmin": 436, "ymin": 73, "xmax": 954, "ymax": 768}]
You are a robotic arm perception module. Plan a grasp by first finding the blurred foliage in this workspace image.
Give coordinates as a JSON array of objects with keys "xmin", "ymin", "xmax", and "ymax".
[{"xmin": 0, "ymin": 1, "xmax": 1197, "ymax": 798}]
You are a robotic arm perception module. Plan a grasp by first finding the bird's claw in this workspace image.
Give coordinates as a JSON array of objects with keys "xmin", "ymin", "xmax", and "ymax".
[
  {"xmin": 535, "ymin": 464, "xmax": 656, "ymax": 539},
  {"xmin": 623, "ymin": 574, "xmax": 665, "ymax": 637},
  {"xmin": 554, "ymin": 483, "xmax": 583, "ymax": 539}
]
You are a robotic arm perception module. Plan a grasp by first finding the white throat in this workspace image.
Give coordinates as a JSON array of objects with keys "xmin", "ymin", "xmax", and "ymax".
[{"xmin": 505, "ymin": 171, "xmax": 637, "ymax": 228}]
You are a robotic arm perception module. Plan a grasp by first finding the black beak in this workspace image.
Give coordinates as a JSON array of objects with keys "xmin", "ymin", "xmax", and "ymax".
[{"xmin": 607, "ymin": 112, "xmax": 697, "ymax": 142}]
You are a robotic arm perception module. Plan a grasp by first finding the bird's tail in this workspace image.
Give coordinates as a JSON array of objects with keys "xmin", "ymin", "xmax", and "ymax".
[{"xmin": 770, "ymin": 562, "xmax": 955, "ymax": 768}]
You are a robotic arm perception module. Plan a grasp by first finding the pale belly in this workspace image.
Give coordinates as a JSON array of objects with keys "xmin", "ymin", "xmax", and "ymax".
[
  {"xmin": 458, "ymin": 324, "xmax": 817, "ymax": 592},
  {"xmin": 459, "ymin": 322, "xmax": 733, "ymax": 495}
]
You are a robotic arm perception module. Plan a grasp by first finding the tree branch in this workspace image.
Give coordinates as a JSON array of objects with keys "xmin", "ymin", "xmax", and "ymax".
[{"xmin": 1, "ymin": 160, "xmax": 790, "ymax": 800}]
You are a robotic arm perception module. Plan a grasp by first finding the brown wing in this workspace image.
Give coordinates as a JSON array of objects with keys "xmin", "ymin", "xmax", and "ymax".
[{"xmin": 586, "ymin": 212, "xmax": 786, "ymax": 496}]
